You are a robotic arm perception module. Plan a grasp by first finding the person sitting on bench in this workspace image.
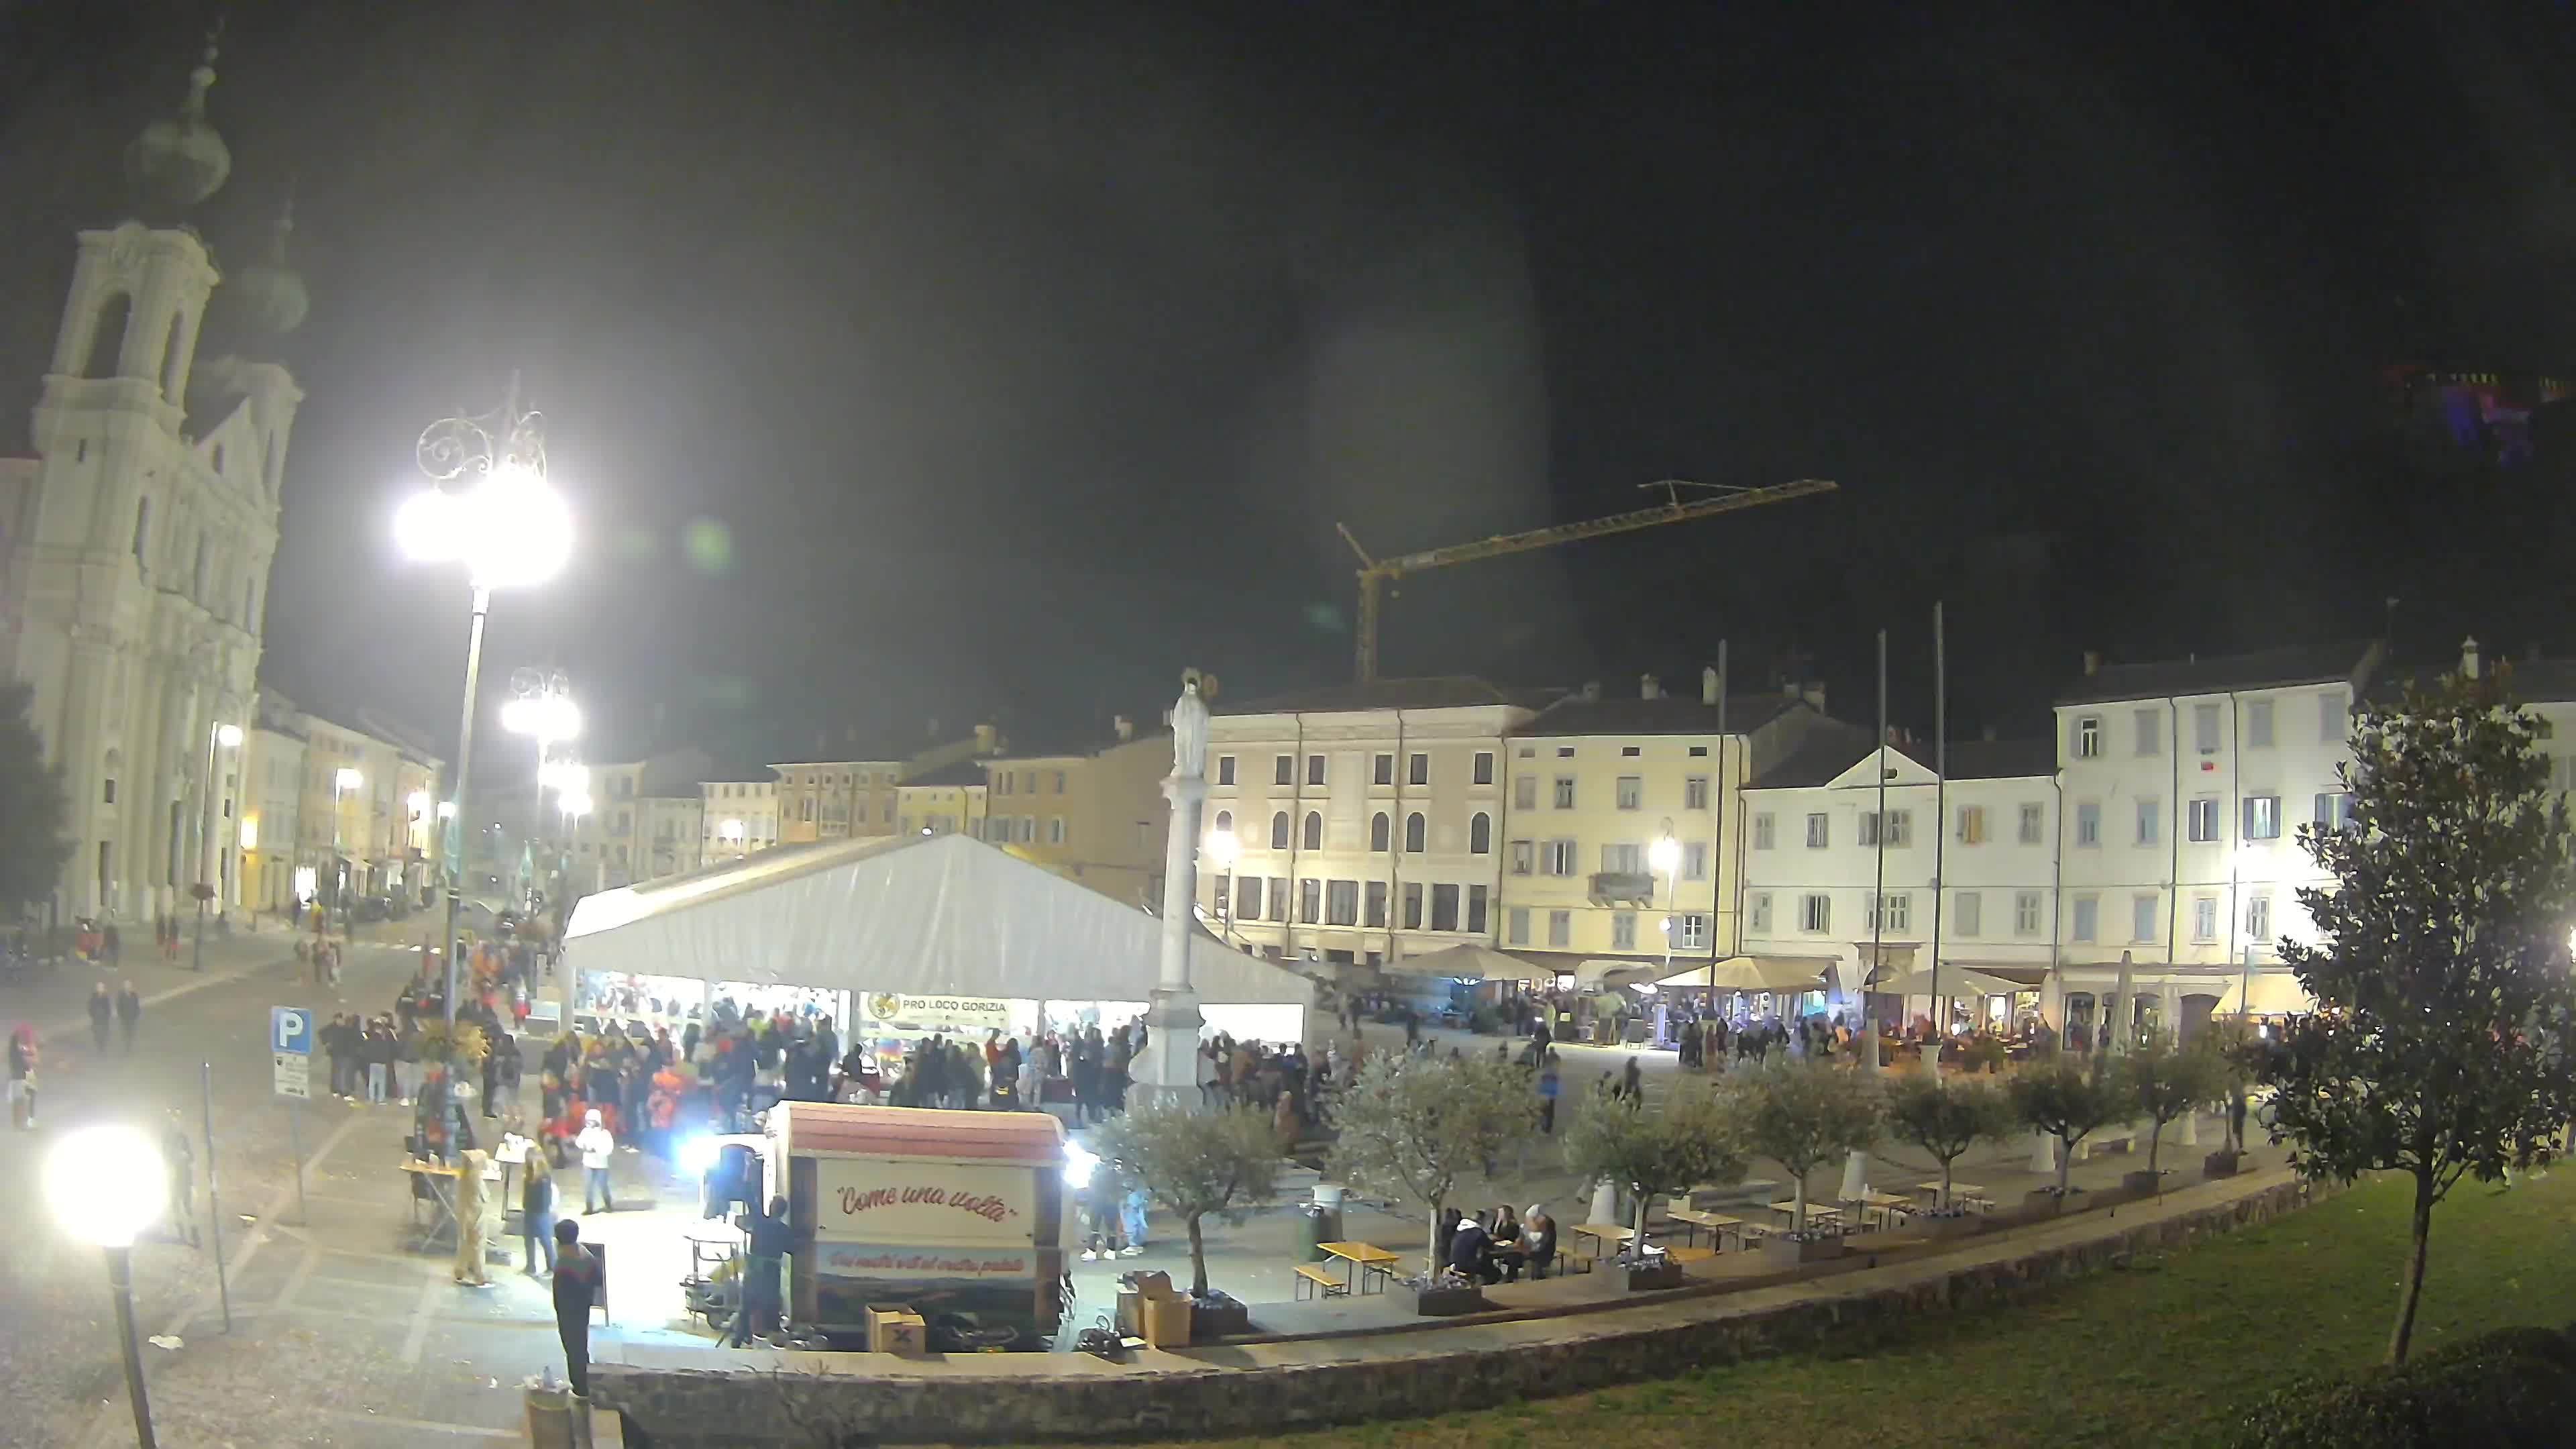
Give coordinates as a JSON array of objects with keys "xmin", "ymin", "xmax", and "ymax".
[{"xmin": 1446, "ymin": 1210, "xmax": 1501, "ymax": 1285}]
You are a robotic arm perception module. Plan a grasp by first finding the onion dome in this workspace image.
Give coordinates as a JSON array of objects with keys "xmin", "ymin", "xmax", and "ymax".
[
  {"xmin": 227, "ymin": 196, "xmax": 308, "ymax": 336},
  {"xmin": 121, "ymin": 35, "xmax": 231, "ymax": 217}
]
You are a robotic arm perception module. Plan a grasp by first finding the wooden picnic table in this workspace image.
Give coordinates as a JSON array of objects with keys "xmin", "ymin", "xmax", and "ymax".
[
  {"xmin": 1841, "ymin": 1190, "xmax": 1915, "ymax": 1230},
  {"xmin": 1572, "ymin": 1222, "xmax": 1638, "ymax": 1262},
  {"xmin": 400, "ymin": 1155, "xmax": 496, "ymax": 1253},
  {"xmin": 1666, "ymin": 1206, "xmax": 1749, "ymax": 1250},
  {"xmin": 1318, "ymin": 1240, "xmax": 1400, "ymax": 1295},
  {"xmin": 1768, "ymin": 1200, "xmax": 1843, "ymax": 1230}
]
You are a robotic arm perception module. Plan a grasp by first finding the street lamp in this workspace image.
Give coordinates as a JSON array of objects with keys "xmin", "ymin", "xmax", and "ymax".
[
  {"xmin": 719, "ymin": 818, "xmax": 746, "ymax": 857},
  {"xmin": 1649, "ymin": 833, "xmax": 1682, "ymax": 1026},
  {"xmin": 398, "ymin": 382, "xmax": 574, "ymax": 1022},
  {"xmin": 1203, "ymin": 826, "xmax": 1240, "ymax": 942},
  {"xmin": 49, "ymin": 1124, "xmax": 166, "ymax": 1448}
]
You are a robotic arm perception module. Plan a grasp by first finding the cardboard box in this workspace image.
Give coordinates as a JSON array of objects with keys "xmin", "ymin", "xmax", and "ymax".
[
  {"xmin": 1126, "ymin": 1270, "xmax": 1176, "ymax": 1300},
  {"xmin": 1115, "ymin": 1287, "xmax": 1144, "ymax": 1338},
  {"xmin": 1139, "ymin": 1295, "xmax": 1193, "ymax": 1350},
  {"xmin": 865, "ymin": 1305, "xmax": 927, "ymax": 1357}
]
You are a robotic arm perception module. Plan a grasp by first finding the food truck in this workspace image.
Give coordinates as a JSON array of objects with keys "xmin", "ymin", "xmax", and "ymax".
[{"xmin": 760, "ymin": 1101, "xmax": 1068, "ymax": 1350}]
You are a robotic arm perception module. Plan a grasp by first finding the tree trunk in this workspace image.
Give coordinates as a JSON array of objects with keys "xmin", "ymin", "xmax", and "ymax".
[
  {"xmin": 2055, "ymin": 1133, "xmax": 2074, "ymax": 1195},
  {"xmin": 1187, "ymin": 1214, "xmax": 1209, "ymax": 1299},
  {"xmin": 2388, "ymin": 1170, "xmax": 2436, "ymax": 1365},
  {"xmin": 1792, "ymin": 1173, "xmax": 1808, "ymax": 1236},
  {"xmin": 1631, "ymin": 1181, "xmax": 1650, "ymax": 1263},
  {"xmin": 1427, "ymin": 1197, "xmax": 1443, "ymax": 1279},
  {"xmin": 2147, "ymin": 1115, "xmax": 2164, "ymax": 1176},
  {"xmin": 1937, "ymin": 1157, "xmax": 1954, "ymax": 1211}
]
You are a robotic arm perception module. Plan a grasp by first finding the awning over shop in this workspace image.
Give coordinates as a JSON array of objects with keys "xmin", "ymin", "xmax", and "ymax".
[
  {"xmin": 1575, "ymin": 959, "xmax": 1664, "ymax": 990},
  {"xmin": 563, "ymin": 832, "xmax": 1309, "ymax": 1006},
  {"xmin": 1874, "ymin": 965, "xmax": 2041, "ymax": 999},
  {"xmin": 1658, "ymin": 955, "xmax": 1837, "ymax": 992},
  {"xmin": 2219, "ymin": 969, "xmax": 2312, "ymax": 1016},
  {"xmin": 1386, "ymin": 944, "xmax": 1550, "ymax": 983}
]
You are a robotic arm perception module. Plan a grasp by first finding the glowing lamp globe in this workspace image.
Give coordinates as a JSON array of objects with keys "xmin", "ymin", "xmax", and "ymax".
[
  {"xmin": 1648, "ymin": 836, "xmax": 1681, "ymax": 875},
  {"xmin": 502, "ymin": 693, "xmax": 582, "ymax": 743},
  {"xmin": 558, "ymin": 789, "xmax": 594, "ymax": 818},
  {"xmin": 214, "ymin": 723, "xmax": 244, "ymax": 748},
  {"xmin": 48, "ymin": 1124, "xmax": 166, "ymax": 1248},
  {"xmin": 334, "ymin": 767, "xmax": 362, "ymax": 791},
  {"xmin": 396, "ymin": 462, "xmax": 574, "ymax": 591},
  {"xmin": 1203, "ymin": 828, "xmax": 1240, "ymax": 870}
]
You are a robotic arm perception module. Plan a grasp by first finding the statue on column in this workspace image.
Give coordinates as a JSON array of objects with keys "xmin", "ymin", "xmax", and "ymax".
[{"xmin": 1171, "ymin": 672, "xmax": 1209, "ymax": 780}]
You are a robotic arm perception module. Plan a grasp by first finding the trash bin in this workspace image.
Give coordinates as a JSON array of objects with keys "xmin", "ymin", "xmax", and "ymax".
[
  {"xmin": 524, "ymin": 1382, "xmax": 579, "ymax": 1449},
  {"xmin": 1301, "ymin": 1201, "xmax": 1342, "ymax": 1262}
]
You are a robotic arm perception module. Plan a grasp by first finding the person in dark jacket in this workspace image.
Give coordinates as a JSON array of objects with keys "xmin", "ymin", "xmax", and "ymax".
[
  {"xmin": 521, "ymin": 1155, "xmax": 558, "ymax": 1275},
  {"xmin": 114, "ymin": 981, "xmax": 142, "ymax": 1052},
  {"xmin": 88, "ymin": 983, "xmax": 113, "ymax": 1053},
  {"xmin": 551, "ymin": 1220, "xmax": 601, "ymax": 1395},
  {"xmin": 161, "ymin": 1110, "xmax": 200, "ymax": 1247},
  {"xmin": 1446, "ymin": 1211, "xmax": 1500, "ymax": 1285},
  {"xmin": 729, "ymin": 1195, "xmax": 792, "ymax": 1345}
]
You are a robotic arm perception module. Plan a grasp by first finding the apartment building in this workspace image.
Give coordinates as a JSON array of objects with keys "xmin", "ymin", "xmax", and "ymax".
[
  {"xmin": 1200, "ymin": 678, "xmax": 1555, "ymax": 969},
  {"xmin": 775, "ymin": 724, "xmax": 998, "ymax": 843},
  {"xmin": 700, "ymin": 778, "xmax": 780, "ymax": 861},
  {"xmin": 1739, "ymin": 731, "xmax": 2059, "ymax": 1022},
  {"xmin": 2051, "ymin": 640, "xmax": 2383, "ymax": 1042},
  {"xmin": 976, "ymin": 715, "xmax": 1171, "ymax": 907},
  {"xmin": 570, "ymin": 749, "xmax": 713, "ymax": 890},
  {"xmin": 896, "ymin": 759, "xmax": 989, "ymax": 838},
  {"xmin": 239, "ymin": 706, "xmax": 305, "ymax": 914},
  {"xmin": 254, "ymin": 692, "xmax": 443, "ymax": 910},
  {"xmin": 1497, "ymin": 670, "xmax": 1838, "ymax": 976}
]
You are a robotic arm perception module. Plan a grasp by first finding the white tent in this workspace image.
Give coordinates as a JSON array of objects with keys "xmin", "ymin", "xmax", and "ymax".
[
  {"xmin": 1384, "ymin": 943, "xmax": 1550, "ymax": 983},
  {"xmin": 563, "ymin": 833, "xmax": 1311, "ymax": 1026},
  {"xmin": 1652, "ymin": 955, "xmax": 1837, "ymax": 992}
]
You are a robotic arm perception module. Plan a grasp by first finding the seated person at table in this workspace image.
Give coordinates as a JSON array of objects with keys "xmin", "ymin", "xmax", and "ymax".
[
  {"xmin": 1521, "ymin": 1205, "xmax": 1558, "ymax": 1279},
  {"xmin": 1489, "ymin": 1205, "xmax": 1526, "ymax": 1282},
  {"xmin": 1446, "ymin": 1210, "xmax": 1501, "ymax": 1285}
]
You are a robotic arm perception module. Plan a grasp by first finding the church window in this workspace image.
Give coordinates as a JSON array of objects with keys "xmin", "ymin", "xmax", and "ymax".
[
  {"xmin": 86, "ymin": 294, "xmax": 131, "ymax": 379},
  {"xmin": 103, "ymin": 777, "xmax": 116, "ymax": 805}
]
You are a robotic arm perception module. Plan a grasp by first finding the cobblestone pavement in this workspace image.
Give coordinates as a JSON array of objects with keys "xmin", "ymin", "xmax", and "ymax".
[{"xmin": 1, "ymin": 973, "xmax": 2202, "ymax": 1447}]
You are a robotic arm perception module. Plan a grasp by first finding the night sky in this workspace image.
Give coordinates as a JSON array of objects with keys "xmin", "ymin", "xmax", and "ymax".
[{"xmin": 5, "ymin": 2, "xmax": 2573, "ymax": 767}]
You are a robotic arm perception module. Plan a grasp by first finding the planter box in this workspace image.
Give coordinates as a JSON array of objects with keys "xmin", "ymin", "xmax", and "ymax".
[
  {"xmin": 1621, "ymin": 1257, "xmax": 1686, "ymax": 1291},
  {"xmin": 1913, "ymin": 1212, "xmax": 1984, "ymax": 1240},
  {"xmin": 2202, "ymin": 1149, "xmax": 2243, "ymax": 1179},
  {"xmin": 1187, "ymin": 1292, "xmax": 1251, "ymax": 1342},
  {"xmin": 1394, "ymin": 1281, "xmax": 1487, "ymax": 1317},
  {"xmin": 1758, "ymin": 1233, "xmax": 1846, "ymax": 1267},
  {"xmin": 2023, "ymin": 1188, "xmax": 2079, "ymax": 1217},
  {"xmin": 2121, "ymin": 1169, "xmax": 2168, "ymax": 1196}
]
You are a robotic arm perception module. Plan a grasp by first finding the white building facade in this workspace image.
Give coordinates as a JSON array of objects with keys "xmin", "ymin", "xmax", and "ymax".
[
  {"xmin": 1741, "ymin": 735, "xmax": 2060, "ymax": 1026},
  {"xmin": 2049, "ymin": 641, "xmax": 2383, "ymax": 1042},
  {"xmin": 700, "ymin": 778, "xmax": 779, "ymax": 860},
  {"xmin": 1200, "ymin": 679, "xmax": 1550, "ymax": 969}
]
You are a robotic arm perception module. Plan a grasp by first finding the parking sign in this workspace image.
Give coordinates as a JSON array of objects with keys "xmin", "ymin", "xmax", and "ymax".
[{"xmin": 271, "ymin": 1006, "xmax": 312, "ymax": 1099}]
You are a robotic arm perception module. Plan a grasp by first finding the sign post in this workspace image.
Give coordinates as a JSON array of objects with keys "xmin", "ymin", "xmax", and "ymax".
[{"xmin": 272, "ymin": 1007, "xmax": 313, "ymax": 1228}]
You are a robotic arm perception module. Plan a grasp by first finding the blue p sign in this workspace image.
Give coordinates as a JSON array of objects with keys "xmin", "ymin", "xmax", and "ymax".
[{"xmin": 271, "ymin": 1006, "xmax": 311, "ymax": 1056}]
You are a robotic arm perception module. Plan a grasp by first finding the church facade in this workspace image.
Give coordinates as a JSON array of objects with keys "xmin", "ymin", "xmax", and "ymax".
[{"xmin": 0, "ymin": 42, "xmax": 305, "ymax": 924}]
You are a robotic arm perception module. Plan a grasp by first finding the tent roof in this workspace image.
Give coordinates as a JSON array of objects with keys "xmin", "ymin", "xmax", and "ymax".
[
  {"xmin": 1656, "ymin": 955, "xmax": 1837, "ymax": 991},
  {"xmin": 563, "ymin": 832, "xmax": 1310, "ymax": 1006},
  {"xmin": 1385, "ymin": 943, "xmax": 1550, "ymax": 983}
]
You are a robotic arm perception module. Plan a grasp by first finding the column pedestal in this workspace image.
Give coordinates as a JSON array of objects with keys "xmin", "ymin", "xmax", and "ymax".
[{"xmin": 1132, "ymin": 739, "xmax": 1210, "ymax": 1110}]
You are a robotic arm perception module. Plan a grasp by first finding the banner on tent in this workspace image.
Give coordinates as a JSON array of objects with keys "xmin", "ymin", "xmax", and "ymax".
[
  {"xmin": 862, "ymin": 993, "xmax": 1014, "ymax": 1038},
  {"xmin": 815, "ymin": 1159, "xmax": 1035, "ymax": 1246}
]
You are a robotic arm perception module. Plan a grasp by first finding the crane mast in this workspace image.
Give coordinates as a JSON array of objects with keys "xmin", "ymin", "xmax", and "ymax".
[{"xmin": 1337, "ymin": 476, "xmax": 1838, "ymax": 682}]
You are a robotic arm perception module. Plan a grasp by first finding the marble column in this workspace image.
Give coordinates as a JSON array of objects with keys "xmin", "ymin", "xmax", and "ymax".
[{"xmin": 1130, "ymin": 679, "xmax": 1212, "ymax": 1108}]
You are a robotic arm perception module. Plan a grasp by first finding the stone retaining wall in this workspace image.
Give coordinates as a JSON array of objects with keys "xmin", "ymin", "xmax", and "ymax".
[{"xmin": 595, "ymin": 1175, "xmax": 2317, "ymax": 1446}]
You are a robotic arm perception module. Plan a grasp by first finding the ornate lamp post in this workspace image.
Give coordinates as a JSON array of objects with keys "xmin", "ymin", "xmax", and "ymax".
[
  {"xmin": 396, "ymin": 382, "xmax": 574, "ymax": 1022},
  {"xmin": 502, "ymin": 669, "xmax": 580, "ymax": 910},
  {"xmin": 49, "ymin": 1124, "xmax": 167, "ymax": 1447}
]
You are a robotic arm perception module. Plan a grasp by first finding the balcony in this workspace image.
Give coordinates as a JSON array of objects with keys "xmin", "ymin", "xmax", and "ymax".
[{"xmin": 1589, "ymin": 870, "xmax": 1656, "ymax": 904}]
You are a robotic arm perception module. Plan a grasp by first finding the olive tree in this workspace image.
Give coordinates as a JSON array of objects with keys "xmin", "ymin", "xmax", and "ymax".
[
  {"xmin": 1723, "ymin": 1057, "xmax": 1880, "ymax": 1236},
  {"xmin": 1882, "ymin": 1073, "xmax": 2016, "ymax": 1210},
  {"xmin": 2121, "ymin": 1035, "xmax": 2231, "ymax": 1177},
  {"xmin": 1562, "ymin": 1079, "xmax": 1746, "ymax": 1261},
  {"xmin": 2010, "ymin": 1059, "xmax": 2134, "ymax": 1197},
  {"xmin": 1328, "ymin": 1052, "xmax": 1541, "ymax": 1273},
  {"xmin": 2255, "ymin": 664, "xmax": 2576, "ymax": 1364},
  {"xmin": 1090, "ymin": 1099, "xmax": 1279, "ymax": 1298}
]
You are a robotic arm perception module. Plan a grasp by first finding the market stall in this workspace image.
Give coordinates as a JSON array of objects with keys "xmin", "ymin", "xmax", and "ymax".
[{"xmin": 560, "ymin": 832, "xmax": 1311, "ymax": 1054}]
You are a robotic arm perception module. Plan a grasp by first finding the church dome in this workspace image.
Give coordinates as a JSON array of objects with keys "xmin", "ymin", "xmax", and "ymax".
[
  {"xmin": 227, "ymin": 199, "xmax": 308, "ymax": 335},
  {"xmin": 122, "ymin": 43, "xmax": 230, "ymax": 216}
]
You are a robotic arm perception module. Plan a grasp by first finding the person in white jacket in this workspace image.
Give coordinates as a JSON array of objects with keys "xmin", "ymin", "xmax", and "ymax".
[{"xmin": 576, "ymin": 1109, "xmax": 616, "ymax": 1214}]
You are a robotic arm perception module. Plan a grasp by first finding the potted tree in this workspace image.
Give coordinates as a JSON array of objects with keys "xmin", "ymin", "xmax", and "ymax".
[
  {"xmin": 2009, "ymin": 1060, "xmax": 2135, "ymax": 1213},
  {"xmin": 1089, "ymin": 1099, "xmax": 1279, "ymax": 1340},
  {"xmin": 1562, "ymin": 1080, "xmax": 1745, "ymax": 1289},
  {"xmin": 1882, "ymin": 1072, "xmax": 2015, "ymax": 1238},
  {"xmin": 2205, "ymin": 1015, "xmax": 2258, "ymax": 1177},
  {"xmin": 2119, "ymin": 1034, "xmax": 2231, "ymax": 1195},
  {"xmin": 1722, "ymin": 1057, "xmax": 1882, "ymax": 1265},
  {"xmin": 1327, "ymin": 1053, "xmax": 1540, "ymax": 1315}
]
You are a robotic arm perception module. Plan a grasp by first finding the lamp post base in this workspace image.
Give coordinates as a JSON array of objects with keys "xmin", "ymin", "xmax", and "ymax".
[{"xmin": 1128, "ymin": 987, "xmax": 1205, "ymax": 1110}]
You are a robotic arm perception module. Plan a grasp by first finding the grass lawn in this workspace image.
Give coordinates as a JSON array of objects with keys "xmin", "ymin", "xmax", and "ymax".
[{"xmin": 1131, "ymin": 1169, "xmax": 2576, "ymax": 1449}]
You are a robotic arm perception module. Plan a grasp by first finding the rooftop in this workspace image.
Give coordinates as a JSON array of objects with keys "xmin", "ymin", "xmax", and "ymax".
[
  {"xmin": 1749, "ymin": 727, "xmax": 2053, "ymax": 788},
  {"xmin": 1513, "ymin": 692, "xmax": 1807, "ymax": 739},
  {"xmin": 902, "ymin": 757, "xmax": 991, "ymax": 788},
  {"xmin": 1216, "ymin": 676, "xmax": 1561, "ymax": 716},
  {"xmin": 2055, "ymin": 640, "xmax": 2383, "ymax": 705}
]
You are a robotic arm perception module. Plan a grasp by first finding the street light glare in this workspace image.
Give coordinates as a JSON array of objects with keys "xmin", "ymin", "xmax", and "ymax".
[
  {"xmin": 214, "ymin": 723, "xmax": 244, "ymax": 748},
  {"xmin": 396, "ymin": 468, "xmax": 575, "ymax": 590},
  {"xmin": 558, "ymin": 789, "xmax": 594, "ymax": 818},
  {"xmin": 502, "ymin": 693, "xmax": 583, "ymax": 743},
  {"xmin": 334, "ymin": 767, "xmax": 363, "ymax": 790},
  {"xmin": 1203, "ymin": 827, "xmax": 1240, "ymax": 868},
  {"xmin": 1648, "ymin": 835, "xmax": 1681, "ymax": 873},
  {"xmin": 48, "ymin": 1124, "xmax": 166, "ymax": 1248}
]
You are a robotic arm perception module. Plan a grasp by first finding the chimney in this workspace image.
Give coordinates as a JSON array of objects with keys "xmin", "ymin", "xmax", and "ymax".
[
  {"xmin": 2081, "ymin": 650, "xmax": 2102, "ymax": 676},
  {"xmin": 973, "ymin": 722, "xmax": 997, "ymax": 753},
  {"xmin": 1580, "ymin": 680, "xmax": 1602, "ymax": 702},
  {"xmin": 1640, "ymin": 674, "xmax": 1661, "ymax": 700},
  {"xmin": 2462, "ymin": 636, "xmax": 2481, "ymax": 679},
  {"xmin": 1113, "ymin": 714, "xmax": 1134, "ymax": 741},
  {"xmin": 1801, "ymin": 682, "xmax": 1827, "ymax": 714},
  {"xmin": 1701, "ymin": 665, "xmax": 1720, "ymax": 706}
]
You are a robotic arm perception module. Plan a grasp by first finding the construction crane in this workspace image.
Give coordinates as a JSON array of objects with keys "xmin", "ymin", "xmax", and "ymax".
[{"xmin": 1335, "ymin": 476, "xmax": 1839, "ymax": 682}]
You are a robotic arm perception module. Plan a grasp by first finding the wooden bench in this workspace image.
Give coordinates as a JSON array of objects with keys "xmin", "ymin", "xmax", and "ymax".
[
  {"xmin": 1293, "ymin": 1263, "xmax": 1348, "ymax": 1299},
  {"xmin": 2082, "ymin": 1130, "xmax": 2137, "ymax": 1160}
]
